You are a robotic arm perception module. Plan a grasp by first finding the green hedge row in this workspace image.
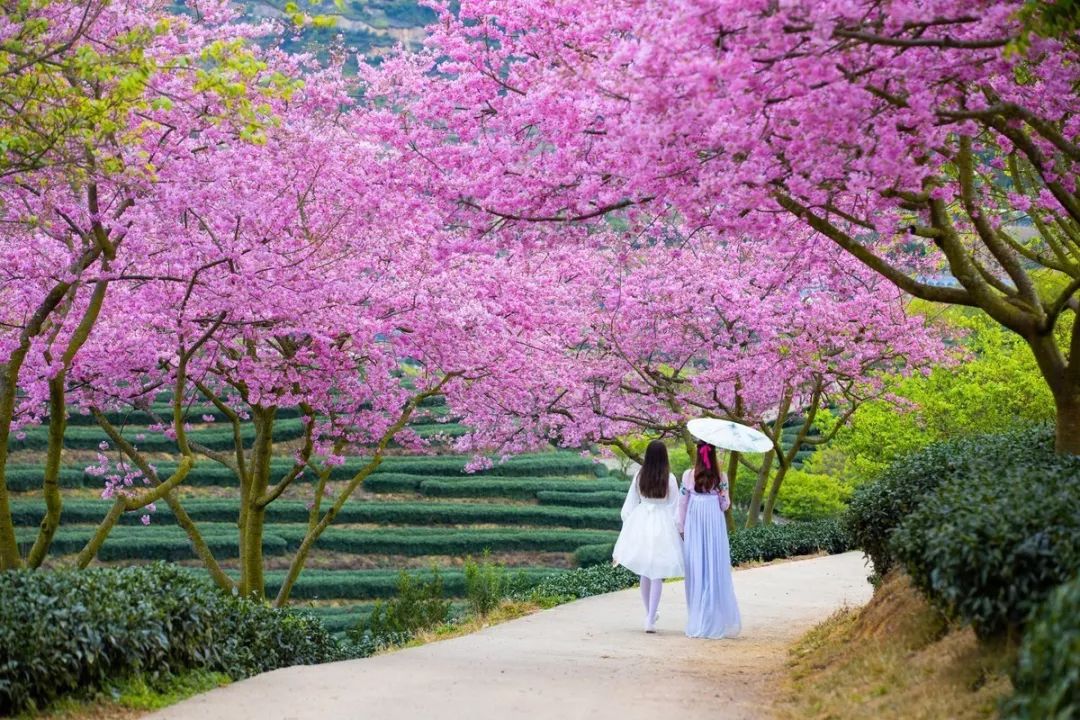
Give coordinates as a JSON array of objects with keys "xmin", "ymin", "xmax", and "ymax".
[
  {"xmin": 9, "ymin": 416, "xmax": 311, "ymax": 452},
  {"xmin": 729, "ymin": 519, "xmax": 852, "ymax": 565},
  {"xmin": 521, "ymin": 564, "xmax": 638, "ymax": 601},
  {"xmin": 1002, "ymin": 572, "xmax": 1080, "ymax": 720},
  {"xmin": 15, "ymin": 527, "xmax": 289, "ymax": 562},
  {"xmin": 573, "ymin": 543, "xmax": 615, "ymax": 567},
  {"xmin": 365, "ymin": 474, "xmax": 627, "ymax": 499},
  {"xmin": 888, "ymin": 429, "xmax": 1080, "ymax": 637},
  {"xmin": 9, "ymin": 498, "xmax": 621, "ymax": 530},
  {"xmin": 569, "ymin": 519, "xmax": 852, "ymax": 569},
  {"xmin": 264, "ymin": 525, "xmax": 616, "ymax": 557},
  {"xmin": 536, "ymin": 490, "xmax": 625, "ymax": 508},
  {"xmin": 21, "ymin": 523, "xmax": 616, "ymax": 563},
  {"xmin": 263, "ymin": 567, "xmax": 562, "ymax": 600},
  {"xmin": 3, "ymin": 452, "xmax": 607, "ymax": 492},
  {"xmin": 0, "ymin": 564, "xmax": 339, "ymax": 714},
  {"xmin": 63, "ymin": 403, "xmax": 304, "ymax": 427}
]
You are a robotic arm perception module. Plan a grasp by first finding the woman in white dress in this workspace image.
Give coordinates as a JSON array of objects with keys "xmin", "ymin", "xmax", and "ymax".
[{"xmin": 612, "ymin": 440, "xmax": 684, "ymax": 632}]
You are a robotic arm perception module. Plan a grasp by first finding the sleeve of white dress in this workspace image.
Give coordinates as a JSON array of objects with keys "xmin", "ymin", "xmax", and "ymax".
[
  {"xmin": 665, "ymin": 473, "xmax": 679, "ymax": 520},
  {"xmin": 677, "ymin": 470, "xmax": 692, "ymax": 535},
  {"xmin": 718, "ymin": 471, "xmax": 732, "ymax": 512},
  {"xmin": 620, "ymin": 472, "xmax": 641, "ymax": 523}
]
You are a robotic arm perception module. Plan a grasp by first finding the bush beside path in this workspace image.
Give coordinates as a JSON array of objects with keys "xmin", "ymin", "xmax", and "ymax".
[{"xmin": 150, "ymin": 552, "xmax": 872, "ymax": 720}]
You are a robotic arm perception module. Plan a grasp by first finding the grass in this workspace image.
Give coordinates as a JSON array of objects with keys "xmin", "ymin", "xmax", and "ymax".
[
  {"xmin": 774, "ymin": 572, "xmax": 1015, "ymax": 720},
  {"xmin": 362, "ymin": 598, "xmax": 547, "ymax": 658},
  {"xmin": 17, "ymin": 670, "xmax": 229, "ymax": 719}
]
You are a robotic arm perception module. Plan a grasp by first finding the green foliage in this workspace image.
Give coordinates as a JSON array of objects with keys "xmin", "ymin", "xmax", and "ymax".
[
  {"xmin": 463, "ymin": 552, "xmax": 505, "ymax": 617},
  {"xmin": 14, "ymin": 525, "xmax": 288, "ymax": 562},
  {"xmin": 263, "ymin": 567, "xmax": 560, "ymax": 600},
  {"xmin": 2, "ymin": 451, "xmax": 605, "ymax": 492},
  {"xmin": 1002, "ymin": 573, "xmax": 1080, "ymax": 720},
  {"xmin": 572, "ymin": 543, "xmax": 616, "ymax": 567},
  {"xmin": 775, "ymin": 468, "xmax": 851, "ymax": 521},
  {"xmin": 9, "ymin": 498, "xmax": 620, "ymax": 531},
  {"xmin": 0, "ymin": 564, "xmax": 339, "ymax": 715},
  {"xmin": 523, "ymin": 563, "xmax": 638, "ymax": 604},
  {"xmin": 356, "ymin": 568, "xmax": 451, "ymax": 636},
  {"xmin": 3, "ymin": 466, "xmax": 86, "ymax": 492},
  {"xmin": 889, "ymin": 428, "xmax": 1080, "ymax": 637},
  {"xmin": 14, "ymin": 522, "xmax": 616, "ymax": 562},
  {"xmin": 819, "ymin": 311, "xmax": 1054, "ymax": 487},
  {"xmin": 273, "ymin": 526, "xmax": 617, "ymax": 557},
  {"xmin": 8, "ymin": 416, "xmax": 311, "ymax": 452},
  {"xmin": 364, "ymin": 473, "xmax": 627, "ymax": 499},
  {"xmin": 105, "ymin": 669, "xmax": 229, "ymax": 711},
  {"xmin": 729, "ymin": 519, "xmax": 853, "ymax": 565},
  {"xmin": 845, "ymin": 431, "xmax": 1008, "ymax": 580},
  {"xmin": 536, "ymin": 490, "xmax": 625, "ymax": 508}
]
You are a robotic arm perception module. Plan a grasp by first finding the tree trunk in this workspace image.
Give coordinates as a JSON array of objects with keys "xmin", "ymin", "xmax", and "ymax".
[
  {"xmin": 1054, "ymin": 387, "xmax": 1080, "ymax": 454},
  {"xmin": 723, "ymin": 451, "xmax": 739, "ymax": 533},
  {"xmin": 745, "ymin": 449, "xmax": 774, "ymax": 529},
  {"xmin": 0, "ymin": 367, "xmax": 22, "ymax": 569},
  {"xmin": 26, "ymin": 377, "xmax": 66, "ymax": 567},
  {"xmin": 762, "ymin": 463, "xmax": 791, "ymax": 525},
  {"xmin": 241, "ymin": 407, "xmax": 275, "ymax": 599}
]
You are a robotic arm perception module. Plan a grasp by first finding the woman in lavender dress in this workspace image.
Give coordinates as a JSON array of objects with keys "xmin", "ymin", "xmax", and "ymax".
[{"xmin": 677, "ymin": 441, "xmax": 741, "ymax": 639}]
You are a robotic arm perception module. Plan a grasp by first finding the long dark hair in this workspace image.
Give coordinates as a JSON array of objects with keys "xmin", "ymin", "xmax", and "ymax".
[
  {"xmin": 693, "ymin": 442, "xmax": 722, "ymax": 493},
  {"xmin": 638, "ymin": 440, "xmax": 671, "ymax": 499}
]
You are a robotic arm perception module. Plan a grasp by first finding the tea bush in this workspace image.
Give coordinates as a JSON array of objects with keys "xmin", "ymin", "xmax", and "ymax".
[
  {"xmin": 1002, "ymin": 573, "xmax": 1080, "ymax": 719},
  {"xmin": 464, "ymin": 552, "xmax": 505, "ymax": 617},
  {"xmin": 845, "ymin": 426, "xmax": 1071, "ymax": 580},
  {"xmin": 0, "ymin": 564, "xmax": 339, "ymax": 715},
  {"xmin": 890, "ymin": 448, "xmax": 1080, "ymax": 637}
]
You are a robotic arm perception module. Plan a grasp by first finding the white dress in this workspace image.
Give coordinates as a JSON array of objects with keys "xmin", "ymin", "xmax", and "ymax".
[{"xmin": 611, "ymin": 472, "xmax": 685, "ymax": 579}]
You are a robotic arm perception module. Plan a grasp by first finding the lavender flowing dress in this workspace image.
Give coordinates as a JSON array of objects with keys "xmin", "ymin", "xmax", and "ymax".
[{"xmin": 678, "ymin": 469, "xmax": 742, "ymax": 639}]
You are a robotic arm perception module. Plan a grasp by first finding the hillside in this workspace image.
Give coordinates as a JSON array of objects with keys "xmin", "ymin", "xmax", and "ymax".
[{"xmin": 239, "ymin": 0, "xmax": 432, "ymax": 62}]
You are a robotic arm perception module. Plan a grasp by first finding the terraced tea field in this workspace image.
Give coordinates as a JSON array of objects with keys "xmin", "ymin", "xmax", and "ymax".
[{"xmin": 6, "ymin": 399, "xmax": 630, "ymax": 638}]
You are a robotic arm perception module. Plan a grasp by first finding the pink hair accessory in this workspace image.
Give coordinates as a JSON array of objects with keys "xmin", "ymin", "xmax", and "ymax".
[{"xmin": 699, "ymin": 444, "xmax": 712, "ymax": 470}]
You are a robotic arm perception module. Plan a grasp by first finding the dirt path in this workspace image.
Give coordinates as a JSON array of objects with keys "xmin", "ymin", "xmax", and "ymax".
[{"xmin": 151, "ymin": 552, "xmax": 872, "ymax": 720}]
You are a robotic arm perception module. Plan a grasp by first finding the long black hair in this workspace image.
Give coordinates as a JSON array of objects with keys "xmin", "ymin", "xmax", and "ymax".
[
  {"xmin": 693, "ymin": 442, "xmax": 721, "ymax": 493},
  {"xmin": 638, "ymin": 440, "xmax": 671, "ymax": 499}
]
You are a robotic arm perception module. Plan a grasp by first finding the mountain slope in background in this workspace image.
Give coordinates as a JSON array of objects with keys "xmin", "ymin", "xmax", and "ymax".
[{"xmin": 241, "ymin": 0, "xmax": 433, "ymax": 64}]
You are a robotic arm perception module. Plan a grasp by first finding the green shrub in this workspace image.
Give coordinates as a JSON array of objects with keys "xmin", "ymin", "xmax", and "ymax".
[
  {"xmin": 776, "ymin": 469, "xmax": 851, "ymax": 521},
  {"xmin": 536, "ymin": 490, "xmax": 625, "ymax": 508},
  {"xmin": 1002, "ymin": 573, "xmax": 1080, "ymax": 720},
  {"xmin": 362, "ymin": 473, "xmax": 626, "ymax": 498},
  {"xmin": 573, "ymin": 543, "xmax": 615, "ymax": 567},
  {"xmin": 890, "ymin": 439, "xmax": 1080, "ymax": 637},
  {"xmin": 264, "ymin": 567, "xmax": 561, "ymax": 600},
  {"xmin": 15, "ymin": 526, "xmax": 289, "ymax": 562},
  {"xmin": 4, "ymin": 451, "xmax": 606, "ymax": 494},
  {"xmin": 9, "ymin": 498, "xmax": 620, "ymax": 531},
  {"xmin": 729, "ymin": 520, "xmax": 853, "ymax": 565},
  {"xmin": 13, "ymin": 518, "xmax": 614, "ymax": 563},
  {"xmin": 0, "ymin": 564, "xmax": 339, "ymax": 715},
  {"xmin": 358, "ymin": 568, "xmax": 451, "ymax": 635},
  {"xmin": 845, "ymin": 426, "xmax": 1069, "ymax": 580},
  {"xmin": 464, "ymin": 552, "xmax": 505, "ymax": 617},
  {"xmin": 3, "ymin": 466, "xmax": 86, "ymax": 492},
  {"xmin": 8, "ymin": 417, "xmax": 310, "ymax": 452},
  {"xmin": 524, "ymin": 563, "xmax": 638, "ymax": 603},
  {"xmin": 270, "ymin": 526, "xmax": 617, "ymax": 556}
]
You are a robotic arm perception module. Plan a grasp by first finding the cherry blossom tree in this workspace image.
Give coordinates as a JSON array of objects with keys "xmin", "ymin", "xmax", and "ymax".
[
  {"xmin": 452, "ymin": 232, "xmax": 947, "ymax": 529},
  {"xmin": 366, "ymin": 0, "xmax": 1080, "ymax": 452},
  {"xmin": 0, "ymin": 0, "xmax": 301, "ymax": 569}
]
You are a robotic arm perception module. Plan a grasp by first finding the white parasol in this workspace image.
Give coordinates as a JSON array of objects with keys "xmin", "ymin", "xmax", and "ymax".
[{"xmin": 687, "ymin": 417, "xmax": 772, "ymax": 453}]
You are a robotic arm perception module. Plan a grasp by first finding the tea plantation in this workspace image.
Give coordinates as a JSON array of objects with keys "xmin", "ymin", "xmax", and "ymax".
[{"xmin": 6, "ymin": 400, "xmax": 632, "ymax": 639}]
